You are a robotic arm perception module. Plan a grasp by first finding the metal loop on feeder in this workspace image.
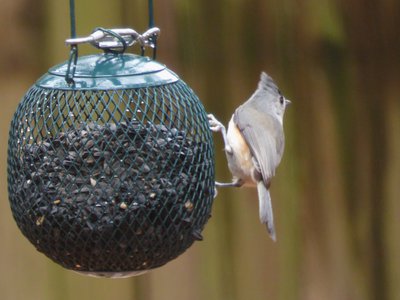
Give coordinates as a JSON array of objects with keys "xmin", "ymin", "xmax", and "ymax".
[
  {"xmin": 7, "ymin": 53, "xmax": 215, "ymax": 277},
  {"xmin": 65, "ymin": 45, "xmax": 78, "ymax": 85}
]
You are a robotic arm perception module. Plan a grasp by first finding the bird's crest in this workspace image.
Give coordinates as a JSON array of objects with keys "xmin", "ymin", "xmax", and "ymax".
[{"xmin": 257, "ymin": 72, "xmax": 281, "ymax": 96}]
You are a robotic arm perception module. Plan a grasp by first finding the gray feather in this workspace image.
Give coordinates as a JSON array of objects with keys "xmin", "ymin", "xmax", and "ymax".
[
  {"xmin": 257, "ymin": 72, "xmax": 281, "ymax": 96},
  {"xmin": 233, "ymin": 109, "xmax": 284, "ymax": 182},
  {"xmin": 257, "ymin": 181, "xmax": 276, "ymax": 241}
]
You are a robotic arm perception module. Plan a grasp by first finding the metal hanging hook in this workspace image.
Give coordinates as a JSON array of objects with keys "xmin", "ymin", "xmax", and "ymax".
[
  {"xmin": 65, "ymin": 0, "xmax": 159, "ymax": 84},
  {"xmin": 65, "ymin": 27, "xmax": 161, "ymax": 53}
]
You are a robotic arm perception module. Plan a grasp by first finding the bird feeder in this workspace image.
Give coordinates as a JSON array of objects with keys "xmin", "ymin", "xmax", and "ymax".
[{"xmin": 7, "ymin": 1, "xmax": 215, "ymax": 277}]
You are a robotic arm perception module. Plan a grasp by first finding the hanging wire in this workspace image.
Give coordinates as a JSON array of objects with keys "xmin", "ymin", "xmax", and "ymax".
[
  {"xmin": 66, "ymin": 0, "xmax": 78, "ymax": 84},
  {"xmin": 148, "ymin": 0, "xmax": 154, "ymax": 28},
  {"xmin": 92, "ymin": 27, "xmax": 128, "ymax": 54},
  {"xmin": 69, "ymin": 0, "xmax": 77, "ymax": 38},
  {"xmin": 65, "ymin": 46, "xmax": 78, "ymax": 85},
  {"xmin": 148, "ymin": 0, "xmax": 157, "ymax": 59}
]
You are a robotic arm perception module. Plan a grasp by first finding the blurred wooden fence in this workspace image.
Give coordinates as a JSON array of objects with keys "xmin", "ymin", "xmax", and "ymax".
[{"xmin": 0, "ymin": 0, "xmax": 399, "ymax": 299}]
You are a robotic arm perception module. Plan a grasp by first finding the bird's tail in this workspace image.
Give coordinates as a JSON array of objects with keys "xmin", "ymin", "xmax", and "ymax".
[{"xmin": 257, "ymin": 181, "xmax": 276, "ymax": 241}]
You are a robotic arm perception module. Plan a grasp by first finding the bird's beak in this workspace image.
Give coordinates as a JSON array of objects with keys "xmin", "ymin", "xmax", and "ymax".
[{"xmin": 285, "ymin": 99, "xmax": 291, "ymax": 106}]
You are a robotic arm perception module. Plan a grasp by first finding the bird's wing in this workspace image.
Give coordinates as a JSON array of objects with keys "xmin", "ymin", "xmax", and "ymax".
[{"xmin": 234, "ymin": 106, "xmax": 284, "ymax": 184}]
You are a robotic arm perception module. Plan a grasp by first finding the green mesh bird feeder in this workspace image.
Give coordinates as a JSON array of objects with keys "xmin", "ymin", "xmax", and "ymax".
[{"xmin": 7, "ymin": 0, "xmax": 215, "ymax": 278}]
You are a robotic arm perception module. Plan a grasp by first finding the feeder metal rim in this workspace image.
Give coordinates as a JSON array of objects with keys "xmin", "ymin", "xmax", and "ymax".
[
  {"xmin": 48, "ymin": 54, "xmax": 166, "ymax": 78},
  {"xmin": 35, "ymin": 70, "xmax": 180, "ymax": 90},
  {"xmin": 34, "ymin": 53, "xmax": 181, "ymax": 90}
]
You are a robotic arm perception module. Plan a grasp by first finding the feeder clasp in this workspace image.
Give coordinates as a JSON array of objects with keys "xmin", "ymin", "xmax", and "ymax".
[{"xmin": 66, "ymin": 27, "xmax": 160, "ymax": 54}]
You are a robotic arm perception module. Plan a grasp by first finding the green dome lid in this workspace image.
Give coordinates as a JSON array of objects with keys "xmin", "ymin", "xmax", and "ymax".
[{"xmin": 36, "ymin": 53, "xmax": 179, "ymax": 90}]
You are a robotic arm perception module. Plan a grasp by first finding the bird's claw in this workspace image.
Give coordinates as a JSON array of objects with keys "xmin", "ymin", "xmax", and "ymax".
[
  {"xmin": 213, "ymin": 186, "xmax": 218, "ymax": 198},
  {"xmin": 207, "ymin": 114, "xmax": 225, "ymax": 132},
  {"xmin": 207, "ymin": 114, "xmax": 233, "ymax": 154}
]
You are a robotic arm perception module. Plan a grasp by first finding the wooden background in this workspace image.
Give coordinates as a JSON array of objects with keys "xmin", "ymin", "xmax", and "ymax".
[{"xmin": 0, "ymin": 0, "xmax": 399, "ymax": 299}]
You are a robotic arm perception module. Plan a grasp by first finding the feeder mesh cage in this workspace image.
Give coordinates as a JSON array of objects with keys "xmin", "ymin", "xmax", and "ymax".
[{"xmin": 7, "ymin": 55, "xmax": 215, "ymax": 275}]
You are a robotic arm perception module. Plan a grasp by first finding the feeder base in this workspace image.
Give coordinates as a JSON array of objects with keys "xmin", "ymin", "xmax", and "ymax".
[{"xmin": 75, "ymin": 269, "xmax": 151, "ymax": 278}]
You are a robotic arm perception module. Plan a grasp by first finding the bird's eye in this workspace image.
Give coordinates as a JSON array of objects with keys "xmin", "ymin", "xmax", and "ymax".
[{"xmin": 279, "ymin": 96, "xmax": 284, "ymax": 105}]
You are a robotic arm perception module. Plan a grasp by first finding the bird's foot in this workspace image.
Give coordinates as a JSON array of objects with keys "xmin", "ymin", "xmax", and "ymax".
[
  {"xmin": 207, "ymin": 114, "xmax": 233, "ymax": 154},
  {"xmin": 213, "ymin": 187, "xmax": 218, "ymax": 198},
  {"xmin": 207, "ymin": 114, "xmax": 225, "ymax": 132},
  {"xmin": 215, "ymin": 180, "xmax": 243, "ymax": 188}
]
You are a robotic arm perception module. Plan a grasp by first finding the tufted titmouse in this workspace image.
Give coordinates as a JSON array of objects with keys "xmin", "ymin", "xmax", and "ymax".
[{"xmin": 208, "ymin": 72, "xmax": 290, "ymax": 241}]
